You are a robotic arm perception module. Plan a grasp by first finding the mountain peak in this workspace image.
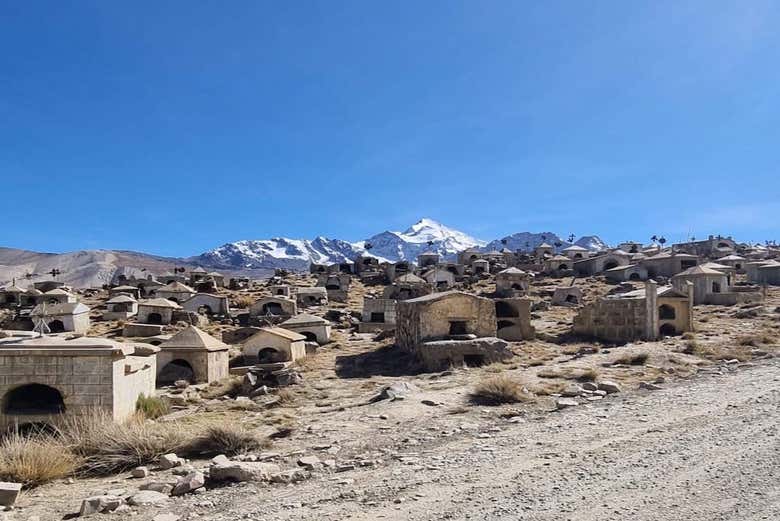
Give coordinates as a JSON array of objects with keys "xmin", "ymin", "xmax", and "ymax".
[{"xmin": 405, "ymin": 217, "xmax": 444, "ymax": 233}]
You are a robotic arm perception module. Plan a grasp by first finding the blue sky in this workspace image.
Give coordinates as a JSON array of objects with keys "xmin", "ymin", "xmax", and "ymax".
[{"xmin": 1, "ymin": 1, "xmax": 778, "ymax": 256}]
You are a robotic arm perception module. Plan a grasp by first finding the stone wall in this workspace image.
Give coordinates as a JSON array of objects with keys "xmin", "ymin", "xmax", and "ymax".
[{"xmin": 573, "ymin": 297, "xmax": 651, "ymax": 343}]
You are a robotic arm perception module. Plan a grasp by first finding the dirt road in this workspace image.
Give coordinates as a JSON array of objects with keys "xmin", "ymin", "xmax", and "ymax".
[{"xmin": 129, "ymin": 359, "xmax": 778, "ymax": 521}]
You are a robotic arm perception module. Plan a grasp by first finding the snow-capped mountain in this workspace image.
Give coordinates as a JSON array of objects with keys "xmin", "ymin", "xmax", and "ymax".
[
  {"xmin": 358, "ymin": 218, "xmax": 487, "ymax": 263},
  {"xmin": 195, "ymin": 237, "xmax": 360, "ymax": 272},
  {"xmin": 480, "ymin": 232, "xmax": 608, "ymax": 254},
  {"xmin": 195, "ymin": 219, "xmax": 485, "ymax": 271},
  {"xmin": 574, "ymin": 235, "xmax": 609, "ymax": 252},
  {"xmin": 0, "ymin": 220, "xmax": 610, "ymax": 287},
  {"xmin": 195, "ymin": 219, "xmax": 606, "ymax": 272}
]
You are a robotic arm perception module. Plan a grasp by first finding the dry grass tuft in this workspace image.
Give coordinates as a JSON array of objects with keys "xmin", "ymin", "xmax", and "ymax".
[
  {"xmin": 59, "ymin": 413, "xmax": 189, "ymax": 476},
  {"xmin": 202, "ymin": 376, "xmax": 244, "ymax": 399},
  {"xmin": 737, "ymin": 334, "xmax": 775, "ymax": 347},
  {"xmin": 275, "ymin": 388, "xmax": 296, "ymax": 405},
  {"xmin": 613, "ymin": 352, "xmax": 649, "ymax": 366},
  {"xmin": 469, "ymin": 375, "xmax": 533, "ymax": 405},
  {"xmin": 185, "ymin": 424, "xmax": 270, "ymax": 457},
  {"xmin": 538, "ymin": 366, "xmax": 598, "ymax": 382},
  {"xmin": 682, "ymin": 340, "xmax": 752, "ymax": 362},
  {"xmin": 233, "ymin": 295, "xmax": 255, "ymax": 309},
  {"xmin": 527, "ymin": 381, "xmax": 567, "ymax": 396},
  {"xmin": 0, "ymin": 431, "xmax": 79, "ymax": 487}
]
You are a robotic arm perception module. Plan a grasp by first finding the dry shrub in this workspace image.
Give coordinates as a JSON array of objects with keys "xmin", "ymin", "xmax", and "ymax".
[
  {"xmin": 293, "ymin": 356, "xmax": 318, "ymax": 373},
  {"xmin": 276, "ymin": 388, "xmax": 296, "ymax": 405},
  {"xmin": 469, "ymin": 375, "xmax": 533, "ymax": 405},
  {"xmin": 682, "ymin": 332, "xmax": 696, "ymax": 340},
  {"xmin": 538, "ymin": 367, "xmax": 598, "ymax": 382},
  {"xmin": 202, "ymin": 376, "xmax": 244, "ymax": 399},
  {"xmin": 136, "ymin": 394, "xmax": 171, "ymax": 419},
  {"xmin": 613, "ymin": 352, "xmax": 649, "ymax": 366},
  {"xmin": 682, "ymin": 341, "xmax": 751, "ymax": 362},
  {"xmin": 185, "ymin": 424, "xmax": 270, "ymax": 457},
  {"xmin": 233, "ymin": 295, "xmax": 254, "ymax": 309},
  {"xmin": 527, "ymin": 381, "xmax": 566, "ymax": 396},
  {"xmin": 682, "ymin": 339, "xmax": 700, "ymax": 355},
  {"xmin": 59, "ymin": 413, "xmax": 188, "ymax": 476},
  {"xmin": 0, "ymin": 432, "xmax": 79, "ymax": 487},
  {"xmin": 737, "ymin": 334, "xmax": 775, "ymax": 347}
]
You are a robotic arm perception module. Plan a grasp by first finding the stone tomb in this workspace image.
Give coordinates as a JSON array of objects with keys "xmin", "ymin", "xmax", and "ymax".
[{"xmin": 0, "ymin": 332, "xmax": 158, "ymax": 429}]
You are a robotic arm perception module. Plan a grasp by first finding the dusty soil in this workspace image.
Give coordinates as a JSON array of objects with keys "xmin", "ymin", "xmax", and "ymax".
[
  {"xmin": 15, "ymin": 357, "xmax": 779, "ymax": 520},
  {"xmin": 5, "ymin": 275, "xmax": 780, "ymax": 520}
]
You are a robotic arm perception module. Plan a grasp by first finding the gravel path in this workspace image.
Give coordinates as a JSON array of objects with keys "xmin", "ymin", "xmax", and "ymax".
[{"xmin": 140, "ymin": 359, "xmax": 779, "ymax": 521}]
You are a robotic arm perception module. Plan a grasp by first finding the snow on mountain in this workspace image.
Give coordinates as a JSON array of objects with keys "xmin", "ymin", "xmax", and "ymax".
[
  {"xmin": 0, "ymin": 221, "xmax": 611, "ymax": 287},
  {"xmin": 574, "ymin": 235, "xmax": 609, "ymax": 252},
  {"xmin": 196, "ymin": 220, "xmax": 608, "ymax": 272},
  {"xmin": 481, "ymin": 232, "xmax": 609, "ymax": 254},
  {"xmin": 195, "ymin": 237, "xmax": 360, "ymax": 271},
  {"xmin": 359, "ymin": 218, "xmax": 486, "ymax": 263},
  {"xmin": 196, "ymin": 218, "xmax": 485, "ymax": 271}
]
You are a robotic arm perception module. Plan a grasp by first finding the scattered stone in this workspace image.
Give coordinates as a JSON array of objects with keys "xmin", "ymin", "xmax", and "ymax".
[
  {"xmin": 271, "ymin": 469, "xmax": 309, "ymax": 483},
  {"xmin": 561, "ymin": 385, "xmax": 582, "ymax": 397},
  {"xmin": 597, "ymin": 380, "xmax": 621, "ymax": 394},
  {"xmin": 211, "ymin": 454, "xmax": 230, "ymax": 465},
  {"xmin": 297, "ymin": 456, "xmax": 322, "ymax": 470},
  {"xmin": 371, "ymin": 382, "xmax": 419, "ymax": 402},
  {"xmin": 128, "ymin": 490, "xmax": 170, "ymax": 506},
  {"xmin": 556, "ymin": 398, "xmax": 579, "ymax": 409},
  {"xmin": 171, "ymin": 471, "xmax": 205, "ymax": 496},
  {"xmin": 209, "ymin": 462, "xmax": 280, "ymax": 482},
  {"xmin": 640, "ymin": 382, "xmax": 662, "ymax": 391},
  {"xmin": 0, "ymin": 482, "xmax": 21, "ymax": 507},
  {"xmin": 131, "ymin": 466, "xmax": 150, "ymax": 478},
  {"xmin": 80, "ymin": 495, "xmax": 125, "ymax": 516},
  {"xmin": 174, "ymin": 379, "xmax": 190, "ymax": 389},
  {"xmin": 140, "ymin": 480, "xmax": 177, "ymax": 495},
  {"xmin": 158, "ymin": 453, "xmax": 184, "ymax": 470},
  {"xmin": 172, "ymin": 464, "xmax": 196, "ymax": 476},
  {"xmin": 581, "ymin": 382, "xmax": 598, "ymax": 391},
  {"xmin": 421, "ymin": 399, "xmax": 443, "ymax": 406}
]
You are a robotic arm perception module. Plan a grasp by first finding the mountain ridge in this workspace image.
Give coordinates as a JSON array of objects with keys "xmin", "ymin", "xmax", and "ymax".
[{"xmin": 0, "ymin": 219, "xmax": 609, "ymax": 288}]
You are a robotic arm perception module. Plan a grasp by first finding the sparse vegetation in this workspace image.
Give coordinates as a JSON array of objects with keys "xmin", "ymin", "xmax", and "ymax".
[
  {"xmin": 60, "ymin": 413, "xmax": 188, "ymax": 476},
  {"xmin": 538, "ymin": 366, "xmax": 598, "ymax": 382},
  {"xmin": 276, "ymin": 388, "xmax": 296, "ymax": 405},
  {"xmin": 737, "ymin": 334, "xmax": 775, "ymax": 347},
  {"xmin": 469, "ymin": 375, "xmax": 533, "ymax": 405},
  {"xmin": 185, "ymin": 424, "xmax": 270, "ymax": 456},
  {"xmin": 202, "ymin": 376, "xmax": 244, "ymax": 399},
  {"xmin": 528, "ymin": 381, "xmax": 567, "ymax": 396},
  {"xmin": 233, "ymin": 295, "xmax": 255, "ymax": 309},
  {"xmin": 613, "ymin": 352, "xmax": 649, "ymax": 366},
  {"xmin": 0, "ymin": 431, "xmax": 79, "ymax": 487},
  {"xmin": 136, "ymin": 393, "xmax": 171, "ymax": 419}
]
